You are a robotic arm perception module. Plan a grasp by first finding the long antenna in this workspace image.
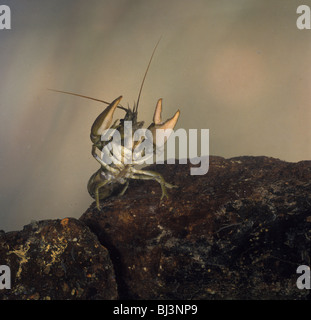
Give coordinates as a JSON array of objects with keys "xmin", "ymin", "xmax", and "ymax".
[
  {"xmin": 47, "ymin": 89, "xmax": 111, "ymax": 105},
  {"xmin": 135, "ymin": 38, "xmax": 161, "ymax": 113},
  {"xmin": 48, "ymin": 37, "xmax": 161, "ymax": 113},
  {"xmin": 47, "ymin": 89, "xmax": 127, "ymax": 111}
]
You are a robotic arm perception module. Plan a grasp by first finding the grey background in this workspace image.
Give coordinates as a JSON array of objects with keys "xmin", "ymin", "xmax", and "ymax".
[{"xmin": 0, "ymin": 0, "xmax": 310, "ymax": 231}]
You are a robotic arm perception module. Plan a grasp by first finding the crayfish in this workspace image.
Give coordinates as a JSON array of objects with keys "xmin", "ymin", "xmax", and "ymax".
[{"xmin": 50, "ymin": 45, "xmax": 180, "ymax": 210}]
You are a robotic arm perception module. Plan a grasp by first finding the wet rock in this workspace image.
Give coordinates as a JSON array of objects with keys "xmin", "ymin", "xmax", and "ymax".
[
  {"xmin": 0, "ymin": 218, "xmax": 117, "ymax": 300},
  {"xmin": 80, "ymin": 156, "xmax": 311, "ymax": 299}
]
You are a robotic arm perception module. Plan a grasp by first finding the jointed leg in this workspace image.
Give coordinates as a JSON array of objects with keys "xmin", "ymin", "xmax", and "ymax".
[
  {"xmin": 118, "ymin": 181, "xmax": 129, "ymax": 197},
  {"xmin": 94, "ymin": 179, "xmax": 110, "ymax": 210},
  {"xmin": 130, "ymin": 168, "xmax": 177, "ymax": 200}
]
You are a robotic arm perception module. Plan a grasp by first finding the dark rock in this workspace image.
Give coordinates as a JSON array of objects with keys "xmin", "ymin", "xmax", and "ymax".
[
  {"xmin": 80, "ymin": 156, "xmax": 311, "ymax": 299},
  {"xmin": 0, "ymin": 218, "xmax": 118, "ymax": 300},
  {"xmin": 1, "ymin": 156, "xmax": 310, "ymax": 300}
]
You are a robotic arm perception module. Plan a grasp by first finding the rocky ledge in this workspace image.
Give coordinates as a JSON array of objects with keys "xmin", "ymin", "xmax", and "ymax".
[{"xmin": 1, "ymin": 156, "xmax": 310, "ymax": 299}]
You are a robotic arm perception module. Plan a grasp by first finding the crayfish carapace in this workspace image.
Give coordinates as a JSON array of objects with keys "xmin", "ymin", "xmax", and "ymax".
[{"xmin": 50, "ymin": 45, "xmax": 180, "ymax": 210}]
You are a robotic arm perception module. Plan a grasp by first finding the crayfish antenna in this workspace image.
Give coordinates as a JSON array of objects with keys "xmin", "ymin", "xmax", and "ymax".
[
  {"xmin": 47, "ymin": 89, "xmax": 111, "ymax": 105},
  {"xmin": 48, "ymin": 88, "xmax": 127, "ymax": 112},
  {"xmin": 135, "ymin": 38, "xmax": 161, "ymax": 114}
]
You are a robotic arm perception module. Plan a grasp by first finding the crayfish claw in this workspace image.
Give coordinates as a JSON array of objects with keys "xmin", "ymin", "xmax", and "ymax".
[
  {"xmin": 90, "ymin": 95, "xmax": 123, "ymax": 145},
  {"xmin": 148, "ymin": 99, "xmax": 180, "ymax": 148},
  {"xmin": 153, "ymin": 98, "xmax": 163, "ymax": 124}
]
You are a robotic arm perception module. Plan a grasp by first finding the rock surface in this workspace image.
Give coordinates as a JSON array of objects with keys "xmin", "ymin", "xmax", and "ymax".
[
  {"xmin": 80, "ymin": 156, "xmax": 311, "ymax": 299},
  {"xmin": 0, "ymin": 218, "xmax": 117, "ymax": 300},
  {"xmin": 1, "ymin": 156, "xmax": 310, "ymax": 300}
]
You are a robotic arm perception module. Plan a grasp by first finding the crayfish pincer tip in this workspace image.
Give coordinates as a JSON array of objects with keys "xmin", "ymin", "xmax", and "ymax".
[
  {"xmin": 111, "ymin": 96, "xmax": 123, "ymax": 104},
  {"xmin": 153, "ymin": 98, "xmax": 163, "ymax": 124}
]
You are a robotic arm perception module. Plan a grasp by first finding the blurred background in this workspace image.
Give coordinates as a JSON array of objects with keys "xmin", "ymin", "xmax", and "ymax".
[{"xmin": 0, "ymin": 0, "xmax": 310, "ymax": 231}]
